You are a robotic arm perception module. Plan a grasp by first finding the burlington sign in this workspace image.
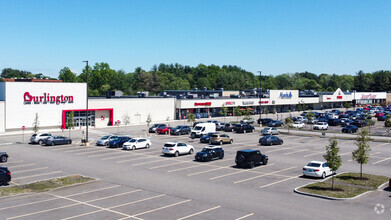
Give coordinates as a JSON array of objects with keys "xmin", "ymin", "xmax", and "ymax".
[{"xmin": 24, "ymin": 92, "xmax": 74, "ymax": 105}]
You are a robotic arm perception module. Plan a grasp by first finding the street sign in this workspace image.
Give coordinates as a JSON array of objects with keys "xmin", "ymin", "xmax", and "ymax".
[
  {"xmin": 117, "ymin": 120, "xmax": 120, "ymax": 124},
  {"xmin": 22, "ymin": 126, "xmax": 25, "ymax": 130}
]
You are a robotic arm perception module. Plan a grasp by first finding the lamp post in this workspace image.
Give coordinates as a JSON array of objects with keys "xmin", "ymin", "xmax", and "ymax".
[
  {"xmin": 258, "ymin": 70, "xmax": 262, "ymax": 127},
  {"xmin": 83, "ymin": 60, "xmax": 89, "ymax": 146}
]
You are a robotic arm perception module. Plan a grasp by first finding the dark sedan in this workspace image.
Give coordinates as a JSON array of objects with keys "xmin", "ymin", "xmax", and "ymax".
[
  {"xmin": 259, "ymin": 135, "xmax": 283, "ymax": 145},
  {"xmin": 235, "ymin": 124, "xmax": 254, "ymax": 133},
  {"xmin": 223, "ymin": 123, "xmax": 237, "ymax": 132},
  {"xmin": 258, "ymin": 118, "xmax": 273, "ymax": 125},
  {"xmin": 170, "ymin": 125, "xmax": 191, "ymax": 135},
  {"xmin": 267, "ymin": 120, "xmax": 283, "ymax": 127},
  {"xmin": 200, "ymin": 132, "xmax": 218, "ymax": 143},
  {"xmin": 352, "ymin": 120, "xmax": 367, "ymax": 127},
  {"xmin": 340, "ymin": 118, "xmax": 354, "ymax": 127},
  {"xmin": 0, "ymin": 166, "xmax": 11, "ymax": 186},
  {"xmin": 43, "ymin": 136, "xmax": 72, "ymax": 146},
  {"xmin": 108, "ymin": 136, "xmax": 131, "ymax": 148},
  {"xmin": 377, "ymin": 115, "xmax": 387, "ymax": 121},
  {"xmin": 342, "ymin": 125, "xmax": 359, "ymax": 133}
]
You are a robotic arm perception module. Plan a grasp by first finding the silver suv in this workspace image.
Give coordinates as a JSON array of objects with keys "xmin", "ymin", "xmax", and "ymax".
[
  {"xmin": 30, "ymin": 133, "xmax": 53, "ymax": 145},
  {"xmin": 261, "ymin": 127, "xmax": 280, "ymax": 135}
]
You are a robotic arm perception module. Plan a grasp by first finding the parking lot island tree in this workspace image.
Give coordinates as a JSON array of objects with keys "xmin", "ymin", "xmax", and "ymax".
[
  {"xmin": 219, "ymin": 104, "xmax": 228, "ymax": 123},
  {"xmin": 187, "ymin": 113, "xmax": 195, "ymax": 127},
  {"xmin": 385, "ymin": 118, "xmax": 391, "ymax": 136},
  {"xmin": 122, "ymin": 113, "xmax": 131, "ymax": 134},
  {"xmin": 306, "ymin": 110, "xmax": 315, "ymax": 129},
  {"xmin": 146, "ymin": 114, "xmax": 152, "ymax": 129},
  {"xmin": 352, "ymin": 129, "xmax": 371, "ymax": 179},
  {"xmin": 323, "ymin": 138, "xmax": 342, "ymax": 189},
  {"xmin": 32, "ymin": 113, "xmax": 40, "ymax": 134},
  {"xmin": 233, "ymin": 106, "xmax": 242, "ymax": 123},
  {"xmin": 66, "ymin": 111, "xmax": 75, "ymax": 138},
  {"xmin": 285, "ymin": 117, "xmax": 293, "ymax": 134}
]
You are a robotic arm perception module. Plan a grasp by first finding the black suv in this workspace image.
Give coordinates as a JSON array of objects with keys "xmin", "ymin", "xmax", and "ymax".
[
  {"xmin": 258, "ymin": 118, "xmax": 273, "ymax": 125},
  {"xmin": 195, "ymin": 146, "xmax": 224, "ymax": 162},
  {"xmin": 0, "ymin": 166, "xmax": 11, "ymax": 186},
  {"xmin": 235, "ymin": 124, "xmax": 254, "ymax": 133},
  {"xmin": 235, "ymin": 150, "xmax": 268, "ymax": 168}
]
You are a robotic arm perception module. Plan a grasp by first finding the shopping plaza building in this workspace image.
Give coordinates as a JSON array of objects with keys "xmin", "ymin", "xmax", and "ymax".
[{"xmin": 0, "ymin": 80, "xmax": 389, "ymax": 132}]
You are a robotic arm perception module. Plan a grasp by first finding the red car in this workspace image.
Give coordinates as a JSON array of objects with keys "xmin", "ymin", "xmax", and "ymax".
[
  {"xmin": 156, "ymin": 126, "xmax": 173, "ymax": 134},
  {"xmin": 375, "ymin": 112, "xmax": 384, "ymax": 117}
]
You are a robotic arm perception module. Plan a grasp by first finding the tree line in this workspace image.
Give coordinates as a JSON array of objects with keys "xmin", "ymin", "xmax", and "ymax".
[{"xmin": 2, "ymin": 64, "xmax": 391, "ymax": 96}]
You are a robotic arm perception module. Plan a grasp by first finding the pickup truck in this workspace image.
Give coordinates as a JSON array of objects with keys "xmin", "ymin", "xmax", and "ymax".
[{"xmin": 313, "ymin": 122, "xmax": 328, "ymax": 130}]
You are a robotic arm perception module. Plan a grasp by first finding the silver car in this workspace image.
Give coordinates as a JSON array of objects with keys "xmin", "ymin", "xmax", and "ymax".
[
  {"xmin": 96, "ymin": 135, "xmax": 117, "ymax": 146},
  {"xmin": 261, "ymin": 127, "xmax": 280, "ymax": 135}
]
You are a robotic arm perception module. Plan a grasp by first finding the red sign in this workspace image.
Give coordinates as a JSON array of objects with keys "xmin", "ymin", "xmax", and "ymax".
[
  {"xmin": 336, "ymin": 96, "xmax": 343, "ymax": 99},
  {"xmin": 22, "ymin": 126, "xmax": 25, "ymax": 130},
  {"xmin": 117, "ymin": 120, "xmax": 120, "ymax": 124},
  {"xmin": 361, "ymin": 94, "xmax": 377, "ymax": 99},
  {"xmin": 327, "ymin": 97, "xmax": 331, "ymax": 100},
  {"xmin": 24, "ymin": 92, "xmax": 74, "ymax": 105},
  {"xmin": 258, "ymin": 101, "xmax": 269, "ymax": 104},
  {"xmin": 194, "ymin": 102, "xmax": 211, "ymax": 106},
  {"xmin": 225, "ymin": 101, "xmax": 235, "ymax": 105},
  {"xmin": 101, "ymin": 116, "xmax": 105, "ymax": 120}
]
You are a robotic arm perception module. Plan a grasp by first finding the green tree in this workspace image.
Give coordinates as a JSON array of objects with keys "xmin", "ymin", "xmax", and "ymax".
[
  {"xmin": 219, "ymin": 104, "xmax": 228, "ymax": 123},
  {"xmin": 58, "ymin": 67, "xmax": 77, "ymax": 82},
  {"xmin": 323, "ymin": 138, "xmax": 342, "ymax": 189},
  {"xmin": 385, "ymin": 118, "xmax": 391, "ymax": 137},
  {"xmin": 285, "ymin": 117, "xmax": 293, "ymax": 133},
  {"xmin": 122, "ymin": 113, "xmax": 131, "ymax": 134},
  {"xmin": 343, "ymin": 102, "xmax": 351, "ymax": 111},
  {"xmin": 32, "ymin": 113, "xmax": 40, "ymax": 134},
  {"xmin": 187, "ymin": 113, "xmax": 196, "ymax": 127},
  {"xmin": 146, "ymin": 114, "xmax": 152, "ymax": 128},
  {"xmin": 352, "ymin": 129, "xmax": 371, "ymax": 179},
  {"xmin": 66, "ymin": 111, "xmax": 75, "ymax": 138},
  {"xmin": 233, "ymin": 106, "xmax": 242, "ymax": 122}
]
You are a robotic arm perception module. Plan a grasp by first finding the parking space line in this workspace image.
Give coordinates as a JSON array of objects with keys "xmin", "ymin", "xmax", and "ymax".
[
  {"xmin": 149, "ymin": 161, "xmax": 188, "ymax": 169},
  {"xmin": 131, "ymin": 158, "xmax": 168, "ymax": 166},
  {"xmin": 372, "ymin": 157, "xmax": 391, "ymax": 165},
  {"xmin": 132, "ymin": 199, "xmax": 192, "ymax": 218},
  {"xmin": 8, "ymin": 163, "xmax": 35, "ymax": 168},
  {"xmin": 265, "ymin": 145, "xmax": 307, "ymax": 153},
  {"xmin": 4, "ymin": 160, "xmax": 24, "ymax": 164},
  {"xmin": 259, "ymin": 175, "xmax": 299, "ymax": 188},
  {"xmin": 117, "ymin": 156, "xmax": 154, "ymax": 164},
  {"xmin": 167, "ymin": 164, "xmax": 204, "ymax": 173},
  {"xmin": 235, "ymin": 213, "xmax": 254, "ymax": 220},
  {"xmin": 51, "ymin": 146, "xmax": 80, "ymax": 151},
  {"xmin": 234, "ymin": 166, "xmax": 297, "ymax": 184},
  {"xmin": 306, "ymin": 138, "xmax": 321, "ymax": 143},
  {"xmin": 88, "ymin": 151, "xmax": 124, "ymax": 157},
  {"xmin": 102, "ymin": 154, "xmax": 134, "ymax": 160},
  {"xmin": 85, "ymin": 189, "xmax": 142, "ymax": 202},
  {"xmin": 209, "ymin": 163, "xmax": 275, "ymax": 180},
  {"xmin": 188, "ymin": 167, "xmax": 226, "ymax": 176},
  {"xmin": 64, "ymin": 148, "xmax": 94, "ymax": 153},
  {"xmin": 75, "ymin": 149, "xmax": 111, "ymax": 155},
  {"xmin": 7, "ymin": 202, "xmax": 81, "ymax": 219},
  {"xmin": 0, "ymin": 185, "xmax": 121, "ymax": 211},
  {"xmin": 370, "ymin": 152, "xmax": 381, "ymax": 156},
  {"xmin": 108, "ymin": 194, "xmax": 166, "ymax": 209},
  {"xmin": 284, "ymin": 149, "xmax": 311, "ymax": 155},
  {"xmin": 376, "ymin": 142, "xmax": 390, "ymax": 147},
  {"xmin": 12, "ymin": 167, "xmax": 48, "ymax": 174},
  {"xmin": 303, "ymin": 151, "xmax": 325, "ymax": 157},
  {"xmin": 177, "ymin": 205, "xmax": 221, "ymax": 220},
  {"xmin": 12, "ymin": 171, "xmax": 63, "ymax": 180}
]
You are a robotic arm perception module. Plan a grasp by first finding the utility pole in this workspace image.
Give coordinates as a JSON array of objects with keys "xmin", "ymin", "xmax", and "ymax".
[{"xmin": 258, "ymin": 70, "xmax": 262, "ymax": 127}]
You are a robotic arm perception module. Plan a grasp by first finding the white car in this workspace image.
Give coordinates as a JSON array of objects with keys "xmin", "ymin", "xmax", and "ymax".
[
  {"xmin": 123, "ymin": 138, "xmax": 151, "ymax": 150},
  {"xmin": 261, "ymin": 127, "xmax": 280, "ymax": 135},
  {"xmin": 162, "ymin": 141, "xmax": 194, "ymax": 157},
  {"xmin": 30, "ymin": 133, "xmax": 53, "ymax": 145},
  {"xmin": 302, "ymin": 161, "xmax": 333, "ymax": 178},
  {"xmin": 292, "ymin": 121, "xmax": 305, "ymax": 129},
  {"xmin": 313, "ymin": 122, "xmax": 328, "ymax": 130}
]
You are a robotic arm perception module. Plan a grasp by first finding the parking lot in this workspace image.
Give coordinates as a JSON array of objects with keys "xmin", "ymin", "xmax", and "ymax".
[{"xmin": 0, "ymin": 122, "xmax": 390, "ymax": 219}]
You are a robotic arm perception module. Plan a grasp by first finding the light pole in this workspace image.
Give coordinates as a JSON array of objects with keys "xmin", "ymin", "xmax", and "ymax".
[
  {"xmin": 83, "ymin": 60, "xmax": 89, "ymax": 146},
  {"xmin": 258, "ymin": 70, "xmax": 262, "ymax": 127}
]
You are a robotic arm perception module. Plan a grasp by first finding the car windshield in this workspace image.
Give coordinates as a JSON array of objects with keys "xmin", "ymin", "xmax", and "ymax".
[
  {"xmin": 262, "ymin": 128, "xmax": 270, "ymax": 131},
  {"xmin": 128, "ymin": 139, "xmax": 136, "ymax": 143},
  {"xmin": 211, "ymin": 134, "xmax": 219, "ymax": 137},
  {"xmin": 201, "ymin": 148, "xmax": 212, "ymax": 152},
  {"xmin": 164, "ymin": 143, "xmax": 176, "ymax": 147},
  {"xmin": 175, "ymin": 126, "xmax": 183, "ymax": 129},
  {"xmin": 101, "ymin": 135, "xmax": 110, "ymax": 140},
  {"xmin": 111, "ymin": 137, "xmax": 119, "ymax": 141},
  {"xmin": 193, "ymin": 126, "xmax": 202, "ymax": 131},
  {"xmin": 306, "ymin": 162, "xmax": 321, "ymax": 167}
]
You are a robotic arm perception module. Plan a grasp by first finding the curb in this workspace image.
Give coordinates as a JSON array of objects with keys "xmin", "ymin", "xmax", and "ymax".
[{"xmin": 294, "ymin": 173, "xmax": 389, "ymax": 200}]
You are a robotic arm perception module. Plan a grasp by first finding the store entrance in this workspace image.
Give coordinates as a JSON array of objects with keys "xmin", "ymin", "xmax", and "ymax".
[{"xmin": 65, "ymin": 110, "xmax": 95, "ymax": 128}]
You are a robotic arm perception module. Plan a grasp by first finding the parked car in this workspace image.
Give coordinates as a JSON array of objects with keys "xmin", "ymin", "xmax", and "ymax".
[
  {"xmin": 209, "ymin": 134, "xmax": 233, "ymax": 145},
  {"xmin": 195, "ymin": 146, "xmax": 224, "ymax": 162},
  {"xmin": 340, "ymin": 118, "xmax": 354, "ymax": 127},
  {"xmin": 341, "ymin": 125, "xmax": 359, "ymax": 133},
  {"xmin": 307, "ymin": 117, "xmax": 319, "ymax": 124},
  {"xmin": 0, "ymin": 166, "xmax": 11, "ymax": 186},
  {"xmin": 235, "ymin": 124, "xmax": 255, "ymax": 133},
  {"xmin": 267, "ymin": 120, "xmax": 283, "ymax": 127},
  {"xmin": 96, "ymin": 135, "xmax": 117, "ymax": 146},
  {"xmin": 375, "ymin": 112, "xmax": 385, "ymax": 118},
  {"xmin": 0, "ymin": 151, "xmax": 8, "ymax": 163},
  {"xmin": 259, "ymin": 135, "xmax": 283, "ymax": 145},
  {"xmin": 148, "ymin": 124, "xmax": 167, "ymax": 133},
  {"xmin": 328, "ymin": 118, "xmax": 341, "ymax": 126},
  {"xmin": 377, "ymin": 115, "xmax": 387, "ymax": 121},
  {"xmin": 261, "ymin": 127, "xmax": 280, "ymax": 135},
  {"xmin": 313, "ymin": 122, "xmax": 328, "ymax": 130},
  {"xmin": 191, "ymin": 123, "xmax": 216, "ymax": 138},
  {"xmin": 30, "ymin": 133, "xmax": 53, "ymax": 145},
  {"xmin": 302, "ymin": 161, "xmax": 333, "ymax": 179},
  {"xmin": 200, "ymin": 132, "xmax": 218, "ymax": 143},
  {"xmin": 235, "ymin": 150, "xmax": 268, "ymax": 168},
  {"xmin": 292, "ymin": 121, "xmax": 305, "ymax": 129},
  {"xmin": 215, "ymin": 122, "xmax": 225, "ymax": 131},
  {"xmin": 156, "ymin": 126, "xmax": 173, "ymax": 134},
  {"xmin": 223, "ymin": 123, "xmax": 237, "ymax": 132},
  {"xmin": 108, "ymin": 136, "xmax": 131, "ymax": 148},
  {"xmin": 241, "ymin": 118, "xmax": 254, "ymax": 124},
  {"xmin": 43, "ymin": 136, "xmax": 72, "ymax": 146},
  {"xmin": 352, "ymin": 120, "xmax": 367, "ymax": 127},
  {"xmin": 170, "ymin": 125, "xmax": 191, "ymax": 135},
  {"xmin": 162, "ymin": 141, "xmax": 194, "ymax": 157},
  {"xmin": 123, "ymin": 138, "xmax": 151, "ymax": 150},
  {"xmin": 295, "ymin": 116, "xmax": 308, "ymax": 123},
  {"xmin": 258, "ymin": 118, "xmax": 273, "ymax": 126}
]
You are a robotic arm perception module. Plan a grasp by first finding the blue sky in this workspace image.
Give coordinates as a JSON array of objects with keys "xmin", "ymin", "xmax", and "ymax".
[{"xmin": 1, "ymin": 0, "xmax": 390, "ymax": 78}]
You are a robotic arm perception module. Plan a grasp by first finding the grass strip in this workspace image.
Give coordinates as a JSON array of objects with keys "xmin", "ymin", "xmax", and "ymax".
[
  {"xmin": 298, "ymin": 172, "xmax": 388, "ymax": 199},
  {"xmin": 0, "ymin": 175, "xmax": 95, "ymax": 197}
]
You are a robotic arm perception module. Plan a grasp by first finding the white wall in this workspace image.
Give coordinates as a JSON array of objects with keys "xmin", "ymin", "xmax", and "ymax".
[
  {"xmin": 89, "ymin": 98, "xmax": 176, "ymax": 125},
  {"xmin": 0, "ymin": 101, "xmax": 4, "ymax": 132},
  {"xmin": 5, "ymin": 82, "xmax": 86, "ymax": 130},
  {"xmin": 269, "ymin": 90, "xmax": 299, "ymax": 105},
  {"xmin": 177, "ymin": 98, "xmax": 267, "ymax": 109}
]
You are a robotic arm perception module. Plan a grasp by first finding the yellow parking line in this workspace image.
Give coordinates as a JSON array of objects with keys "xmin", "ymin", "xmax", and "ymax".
[{"xmin": 177, "ymin": 206, "xmax": 221, "ymax": 220}]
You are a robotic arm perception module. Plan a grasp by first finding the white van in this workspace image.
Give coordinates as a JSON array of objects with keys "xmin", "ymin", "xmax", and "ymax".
[{"xmin": 191, "ymin": 123, "xmax": 216, "ymax": 138}]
